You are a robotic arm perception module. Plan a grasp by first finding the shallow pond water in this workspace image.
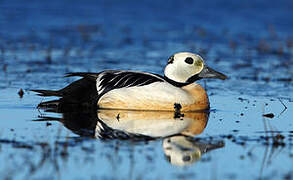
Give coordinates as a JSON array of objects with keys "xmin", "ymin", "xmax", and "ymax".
[{"xmin": 0, "ymin": 0, "xmax": 293, "ymax": 179}]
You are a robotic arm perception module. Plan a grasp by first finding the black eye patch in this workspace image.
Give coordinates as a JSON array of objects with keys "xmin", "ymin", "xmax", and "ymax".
[{"xmin": 185, "ymin": 57, "xmax": 194, "ymax": 64}]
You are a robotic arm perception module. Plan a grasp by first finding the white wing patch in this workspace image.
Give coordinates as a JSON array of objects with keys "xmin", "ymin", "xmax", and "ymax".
[{"xmin": 96, "ymin": 72, "xmax": 106, "ymax": 93}]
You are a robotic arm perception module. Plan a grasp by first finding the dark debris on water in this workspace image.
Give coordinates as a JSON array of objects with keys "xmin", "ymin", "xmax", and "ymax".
[
  {"xmin": 18, "ymin": 88, "xmax": 24, "ymax": 98},
  {"xmin": 263, "ymin": 113, "xmax": 275, "ymax": 118}
]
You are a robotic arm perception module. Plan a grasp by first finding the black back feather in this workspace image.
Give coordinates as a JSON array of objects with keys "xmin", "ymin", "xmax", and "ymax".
[{"xmin": 97, "ymin": 71, "xmax": 164, "ymax": 96}]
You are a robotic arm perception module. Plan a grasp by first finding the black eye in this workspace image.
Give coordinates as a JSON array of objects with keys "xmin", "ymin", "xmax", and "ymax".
[{"xmin": 185, "ymin": 57, "xmax": 194, "ymax": 64}]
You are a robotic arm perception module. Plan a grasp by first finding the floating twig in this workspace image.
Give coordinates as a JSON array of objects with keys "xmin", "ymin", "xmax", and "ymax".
[
  {"xmin": 278, "ymin": 98, "xmax": 287, "ymax": 109},
  {"xmin": 278, "ymin": 98, "xmax": 288, "ymax": 117}
]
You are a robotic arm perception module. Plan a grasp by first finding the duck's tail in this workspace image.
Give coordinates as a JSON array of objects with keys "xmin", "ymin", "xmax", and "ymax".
[
  {"xmin": 30, "ymin": 89, "xmax": 63, "ymax": 97},
  {"xmin": 31, "ymin": 75, "xmax": 99, "ymax": 112},
  {"xmin": 31, "ymin": 89, "xmax": 64, "ymax": 110}
]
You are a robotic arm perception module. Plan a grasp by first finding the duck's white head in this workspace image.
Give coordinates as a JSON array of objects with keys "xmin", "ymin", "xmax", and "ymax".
[{"xmin": 164, "ymin": 52, "xmax": 227, "ymax": 85}]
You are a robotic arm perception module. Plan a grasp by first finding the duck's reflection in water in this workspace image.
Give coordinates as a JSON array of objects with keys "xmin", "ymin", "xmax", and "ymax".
[
  {"xmin": 163, "ymin": 136, "xmax": 224, "ymax": 166},
  {"xmin": 37, "ymin": 109, "xmax": 224, "ymax": 166}
]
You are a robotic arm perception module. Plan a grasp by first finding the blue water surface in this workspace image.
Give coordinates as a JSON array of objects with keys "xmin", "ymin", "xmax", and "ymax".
[{"xmin": 0, "ymin": 0, "xmax": 293, "ymax": 179}]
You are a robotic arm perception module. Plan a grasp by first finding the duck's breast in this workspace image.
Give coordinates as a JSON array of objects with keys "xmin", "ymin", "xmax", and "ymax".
[{"xmin": 97, "ymin": 82, "xmax": 209, "ymax": 111}]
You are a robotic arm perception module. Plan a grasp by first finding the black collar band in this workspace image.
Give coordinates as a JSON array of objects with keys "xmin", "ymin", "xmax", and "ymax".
[
  {"xmin": 164, "ymin": 74, "xmax": 202, "ymax": 87},
  {"xmin": 186, "ymin": 74, "xmax": 202, "ymax": 83},
  {"xmin": 163, "ymin": 76, "xmax": 190, "ymax": 87}
]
